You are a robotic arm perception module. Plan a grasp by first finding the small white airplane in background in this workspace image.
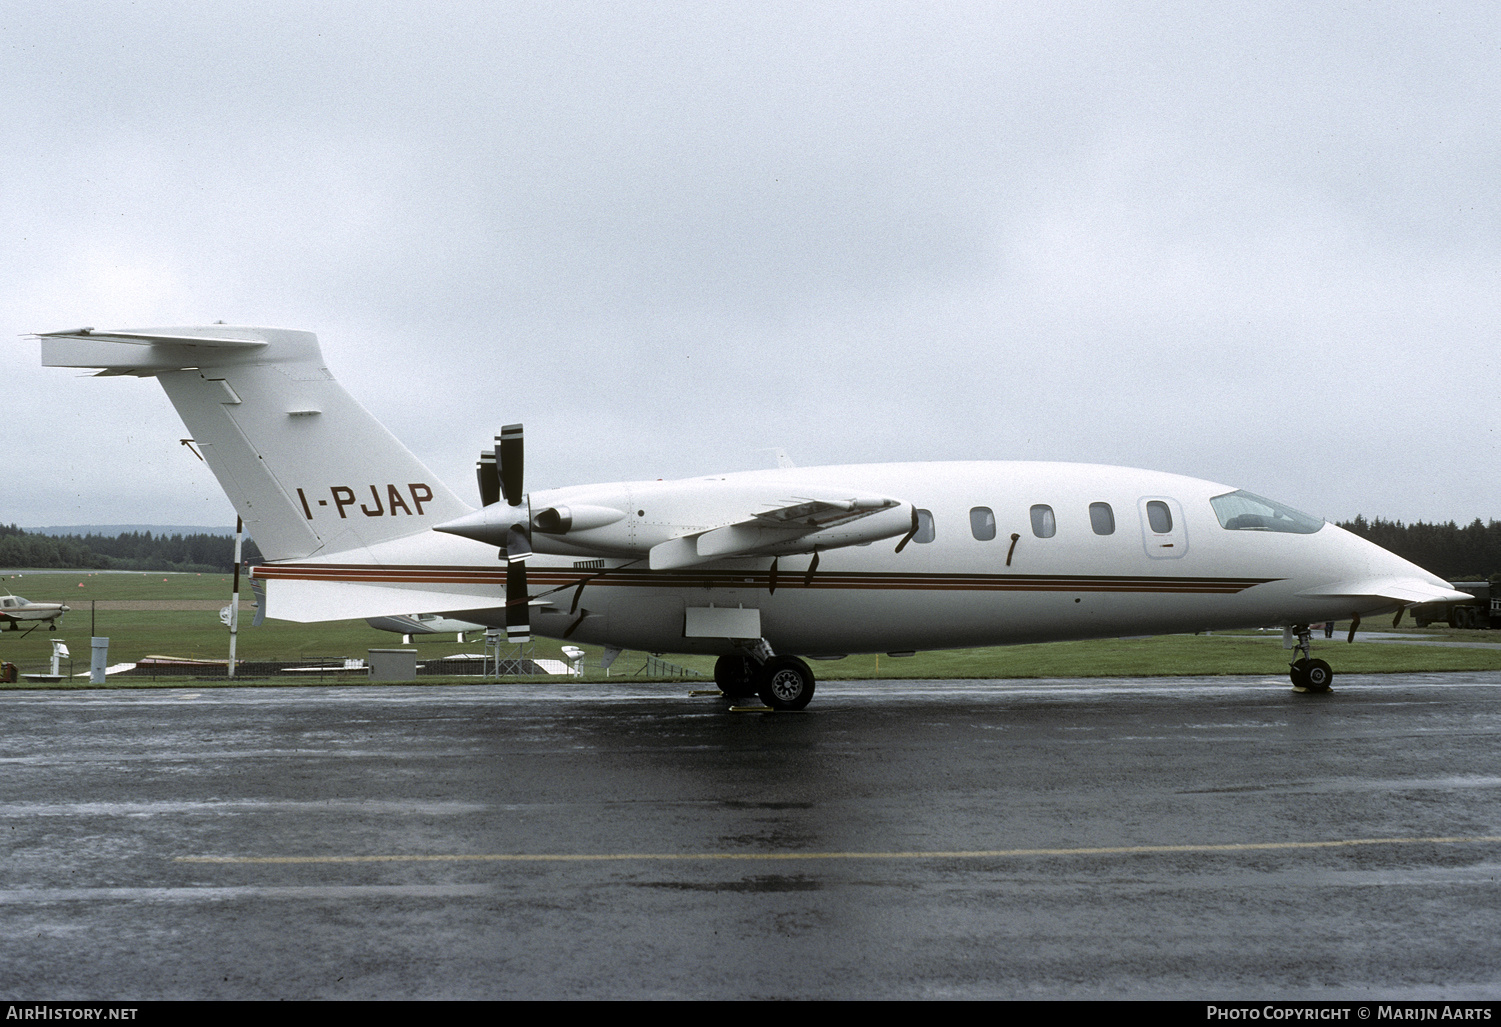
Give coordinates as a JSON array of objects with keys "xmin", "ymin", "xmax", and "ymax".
[
  {"xmin": 0, "ymin": 594, "xmax": 70, "ymax": 630},
  {"xmin": 33, "ymin": 325, "xmax": 1470, "ymax": 709},
  {"xmin": 366, "ymin": 612, "xmax": 486, "ymax": 644}
]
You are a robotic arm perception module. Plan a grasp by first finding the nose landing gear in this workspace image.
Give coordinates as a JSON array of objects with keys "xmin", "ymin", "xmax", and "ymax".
[{"xmin": 1288, "ymin": 624, "xmax": 1333, "ymax": 693}]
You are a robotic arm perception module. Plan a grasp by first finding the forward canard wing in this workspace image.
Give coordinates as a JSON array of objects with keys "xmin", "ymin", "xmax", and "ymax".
[{"xmin": 1295, "ymin": 577, "xmax": 1474, "ymax": 605}]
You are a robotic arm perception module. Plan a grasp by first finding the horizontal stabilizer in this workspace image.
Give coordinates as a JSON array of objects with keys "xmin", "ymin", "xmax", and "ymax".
[{"xmin": 1296, "ymin": 577, "xmax": 1474, "ymax": 605}]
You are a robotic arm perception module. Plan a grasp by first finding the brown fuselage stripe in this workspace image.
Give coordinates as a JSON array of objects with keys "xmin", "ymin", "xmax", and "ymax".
[{"xmin": 253, "ymin": 563, "xmax": 1277, "ymax": 595}]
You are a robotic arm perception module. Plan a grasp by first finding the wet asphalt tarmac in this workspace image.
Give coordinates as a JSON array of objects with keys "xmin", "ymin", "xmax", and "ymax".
[{"xmin": 1, "ymin": 673, "xmax": 1498, "ymax": 1000}]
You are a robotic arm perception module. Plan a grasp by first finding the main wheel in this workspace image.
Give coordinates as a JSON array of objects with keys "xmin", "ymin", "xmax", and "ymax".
[
  {"xmin": 714, "ymin": 654, "xmax": 757, "ymax": 699},
  {"xmin": 1289, "ymin": 658, "xmax": 1310, "ymax": 690},
  {"xmin": 1303, "ymin": 659, "xmax": 1333, "ymax": 692},
  {"xmin": 755, "ymin": 656, "xmax": 816, "ymax": 711}
]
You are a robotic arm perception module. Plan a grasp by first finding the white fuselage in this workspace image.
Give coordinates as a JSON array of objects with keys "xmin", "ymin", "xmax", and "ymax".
[{"xmin": 258, "ymin": 460, "xmax": 1438, "ymax": 657}]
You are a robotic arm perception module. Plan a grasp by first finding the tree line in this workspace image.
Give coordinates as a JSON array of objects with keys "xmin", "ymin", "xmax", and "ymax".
[{"xmin": 0, "ymin": 524, "xmax": 263, "ymax": 574}]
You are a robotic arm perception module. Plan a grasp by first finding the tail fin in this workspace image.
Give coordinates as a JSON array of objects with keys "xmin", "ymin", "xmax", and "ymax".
[{"xmin": 37, "ymin": 326, "xmax": 470, "ymax": 562}]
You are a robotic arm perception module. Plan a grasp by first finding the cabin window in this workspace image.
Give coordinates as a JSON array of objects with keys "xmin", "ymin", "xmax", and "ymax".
[
  {"xmin": 970, "ymin": 507, "xmax": 996, "ymax": 541},
  {"xmin": 1209, "ymin": 490, "xmax": 1324, "ymax": 533},
  {"xmin": 913, "ymin": 509, "xmax": 935, "ymax": 544},
  {"xmin": 1030, "ymin": 504, "xmax": 1056, "ymax": 538},
  {"xmin": 1089, "ymin": 502, "xmax": 1115, "ymax": 535},
  {"xmin": 1146, "ymin": 500, "xmax": 1173, "ymax": 534}
]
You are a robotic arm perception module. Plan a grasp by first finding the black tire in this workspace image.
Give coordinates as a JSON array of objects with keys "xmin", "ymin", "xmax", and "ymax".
[
  {"xmin": 714, "ymin": 655, "xmax": 757, "ymax": 699},
  {"xmin": 1289, "ymin": 658, "xmax": 1309, "ymax": 690},
  {"xmin": 755, "ymin": 656, "xmax": 816, "ymax": 711},
  {"xmin": 1303, "ymin": 659, "xmax": 1333, "ymax": 692}
]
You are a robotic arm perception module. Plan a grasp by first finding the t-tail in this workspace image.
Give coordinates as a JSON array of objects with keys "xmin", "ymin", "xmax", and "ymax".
[{"xmin": 34, "ymin": 326, "xmax": 471, "ymax": 562}]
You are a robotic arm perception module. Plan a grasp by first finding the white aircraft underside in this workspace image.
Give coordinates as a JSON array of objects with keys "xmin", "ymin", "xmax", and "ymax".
[{"xmin": 34, "ymin": 324, "xmax": 1467, "ymax": 706}]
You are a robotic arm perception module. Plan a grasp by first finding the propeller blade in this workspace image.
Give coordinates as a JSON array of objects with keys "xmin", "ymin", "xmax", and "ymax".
[
  {"xmin": 803, "ymin": 549, "xmax": 820, "ymax": 588},
  {"xmin": 563, "ymin": 609, "xmax": 588, "ymax": 639},
  {"xmin": 894, "ymin": 508, "xmax": 921, "ymax": 553},
  {"xmin": 505, "ymin": 524, "xmax": 532, "ymax": 564},
  {"xmin": 1347, "ymin": 612, "xmax": 1360, "ymax": 644},
  {"xmin": 1392, "ymin": 606, "xmax": 1404, "ymax": 628},
  {"xmin": 506, "ymin": 557, "xmax": 530, "ymax": 643},
  {"xmin": 476, "ymin": 451, "xmax": 499, "ymax": 507},
  {"xmin": 768, "ymin": 557, "xmax": 779, "ymax": 595},
  {"xmin": 498, "ymin": 423, "xmax": 524, "ymax": 508}
]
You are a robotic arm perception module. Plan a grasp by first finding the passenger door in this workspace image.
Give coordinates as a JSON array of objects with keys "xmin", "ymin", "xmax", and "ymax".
[{"xmin": 1138, "ymin": 497, "xmax": 1188, "ymax": 559}]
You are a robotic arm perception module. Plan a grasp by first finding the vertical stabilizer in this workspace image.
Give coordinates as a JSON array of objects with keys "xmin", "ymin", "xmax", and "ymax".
[{"xmin": 37, "ymin": 326, "xmax": 470, "ymax": 561}]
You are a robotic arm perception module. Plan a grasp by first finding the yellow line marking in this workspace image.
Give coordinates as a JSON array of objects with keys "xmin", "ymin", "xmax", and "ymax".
[{"xmin": 176, "ymin": 835, "xmax": 1501, "ymax": 865}]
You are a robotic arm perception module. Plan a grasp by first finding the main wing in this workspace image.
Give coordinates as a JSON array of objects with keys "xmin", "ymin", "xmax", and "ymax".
[{"xmin": 435, "ymin": 481, "xmax": 917, "ymax": 570}]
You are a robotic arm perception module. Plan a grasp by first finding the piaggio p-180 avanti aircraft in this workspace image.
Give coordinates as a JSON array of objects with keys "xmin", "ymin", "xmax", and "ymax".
[{"xmin": 34, "ymin": 325, "xmax": 1468, "ymax": 709}]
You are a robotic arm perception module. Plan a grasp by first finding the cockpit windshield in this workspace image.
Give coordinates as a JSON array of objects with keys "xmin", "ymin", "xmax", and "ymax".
[{"xmin": 1209, "ymin": 491, "xmax": 1324, "ymax": 534}]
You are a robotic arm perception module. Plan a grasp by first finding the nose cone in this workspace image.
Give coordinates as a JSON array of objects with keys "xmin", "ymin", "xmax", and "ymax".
[{"xmin": 1296, "ymin": 524, "xmax": 1473, "ymax": 606}]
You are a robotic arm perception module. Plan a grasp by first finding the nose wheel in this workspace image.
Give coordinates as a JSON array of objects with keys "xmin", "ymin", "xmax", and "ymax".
[{"xmin": 1288, "ymin": 625, "xmax": 1333, "ymax": 693}]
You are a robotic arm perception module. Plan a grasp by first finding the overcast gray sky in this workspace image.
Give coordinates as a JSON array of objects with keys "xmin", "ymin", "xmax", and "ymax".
[{"xmin": 4, "ymin": 1, "xmax": 1498, "ymax": 530}]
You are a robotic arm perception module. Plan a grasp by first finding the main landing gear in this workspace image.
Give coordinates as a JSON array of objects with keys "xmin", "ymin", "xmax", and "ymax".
[
  {"xmin": 1287, "ymin": 624, "xmax": 1333, "ymax": 693},
  {"xmin": 714, "ymin": 651, "xmax": 817, "ymax": 711}
]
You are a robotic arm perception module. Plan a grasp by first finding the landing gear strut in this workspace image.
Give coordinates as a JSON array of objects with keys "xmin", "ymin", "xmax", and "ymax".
[{"xmin": 1288, "ymin": 624, "xmax": 1333, "ymax": 693}]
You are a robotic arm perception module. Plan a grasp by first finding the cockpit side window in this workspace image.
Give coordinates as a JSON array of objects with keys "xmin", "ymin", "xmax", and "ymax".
[{"xmin": 1210, "ymin": 491, "xmax": 1324, "ymax": 534}]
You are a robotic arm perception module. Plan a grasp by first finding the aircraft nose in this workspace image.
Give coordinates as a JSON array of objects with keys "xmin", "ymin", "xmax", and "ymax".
[
  {"xmin": 1359, "ymin": 529, "xmax": 1455, "ymax": 588},
  {"xmin": 1296, "ymin": 524, "xmax": 1472, "ymax": 608}
]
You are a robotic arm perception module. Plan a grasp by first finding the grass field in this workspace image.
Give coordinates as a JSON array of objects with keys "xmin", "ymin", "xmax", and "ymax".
[{"xmin": 3, "ymin": 569, "xmax": 1500, "ymax": 687}]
